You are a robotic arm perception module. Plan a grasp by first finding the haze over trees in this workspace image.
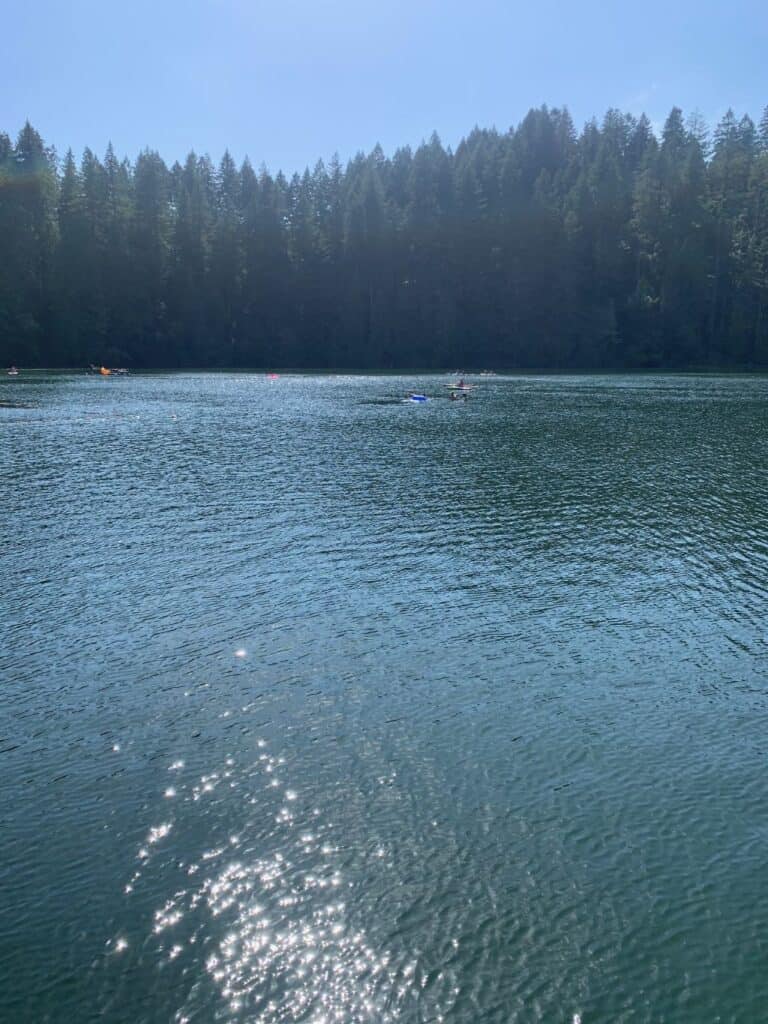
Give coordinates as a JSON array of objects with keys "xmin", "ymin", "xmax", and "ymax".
[{"xmin": 2, "ymin": 105, "xmax": 768, "ymax": 369}]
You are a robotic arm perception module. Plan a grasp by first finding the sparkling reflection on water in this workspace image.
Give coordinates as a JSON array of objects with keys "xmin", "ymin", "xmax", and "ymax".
[
  {"xmin": 2, "ymin": 372, "xmax": 768, "ymax": 1023},
  {"xmin": 121, "ymin": 744, "xmax": 401, "ymax": 1024}
]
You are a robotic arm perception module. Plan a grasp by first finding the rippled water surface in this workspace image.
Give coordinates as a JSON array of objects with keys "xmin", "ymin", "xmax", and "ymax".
[{"xmin": 2, "ymin": 372, "xmax": 768, "ymax": 1023}]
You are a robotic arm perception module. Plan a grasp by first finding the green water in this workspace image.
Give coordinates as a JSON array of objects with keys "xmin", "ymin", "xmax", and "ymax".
[{"xmin": 2, "ymin": 372, "xmax": 767, "ymax": 1023}]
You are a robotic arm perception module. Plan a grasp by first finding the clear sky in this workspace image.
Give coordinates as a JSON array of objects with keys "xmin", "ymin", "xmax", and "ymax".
[{"xmin": 2, "ymin": 0, "xmax": 766, "ymax": 172}]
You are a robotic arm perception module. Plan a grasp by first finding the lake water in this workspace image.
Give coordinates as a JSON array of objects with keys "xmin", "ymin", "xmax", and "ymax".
[{"xmin": 2, "ymin": 372, "xmax": 768, "ymax": 1023}]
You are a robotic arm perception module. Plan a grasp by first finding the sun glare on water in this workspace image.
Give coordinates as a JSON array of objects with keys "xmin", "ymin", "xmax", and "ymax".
[{"xmin": 111, "ymin": 741, "xmax": 414, "ymax": 1022}]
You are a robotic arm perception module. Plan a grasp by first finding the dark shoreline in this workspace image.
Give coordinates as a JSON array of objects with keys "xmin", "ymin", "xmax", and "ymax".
[{"xmin": 7, "ymin": 366, "xmax": 768, "ymax": 376}]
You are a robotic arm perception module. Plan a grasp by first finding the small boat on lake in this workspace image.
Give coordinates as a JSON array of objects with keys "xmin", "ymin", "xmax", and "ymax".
[{"xmin": 7, "ymin": 366, "xmax": 19, "ymax": 376}]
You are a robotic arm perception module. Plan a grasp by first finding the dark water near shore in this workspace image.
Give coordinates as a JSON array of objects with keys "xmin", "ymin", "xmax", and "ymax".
[{"xmin": 2, "ymin": 372, "xmax": 768, "ymax": 1023}]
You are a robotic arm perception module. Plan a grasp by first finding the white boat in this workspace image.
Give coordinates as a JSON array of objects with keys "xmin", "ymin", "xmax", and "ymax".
[{"xmin": 7, "ymin": 367, "xmax": 19, "ymax": 376}]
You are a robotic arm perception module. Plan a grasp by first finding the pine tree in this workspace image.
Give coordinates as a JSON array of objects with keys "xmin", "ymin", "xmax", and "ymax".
[
  {"xmin": 129, "ymin": 149, "xmax": 170, "ymax": 364},
  {"xmin": 758, "ymin": 107, "xmax": 768, "ymax": 154},
  {"xmin": 0, "ymin": 122, "xmax": 57, "ymax": 364},
  {"xmin": 53, "ymin": 150, "xmax": 88, "ymax": 363}
]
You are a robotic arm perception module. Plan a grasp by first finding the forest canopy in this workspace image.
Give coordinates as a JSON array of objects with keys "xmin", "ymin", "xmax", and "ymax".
[{"xmin": 2, "ymin": 105, "xmax": 768, "ymax": 370}]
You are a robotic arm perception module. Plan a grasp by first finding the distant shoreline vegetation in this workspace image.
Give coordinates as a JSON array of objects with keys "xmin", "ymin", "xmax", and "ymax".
[
  {"xmin": 2, "ymin": 105, "xmax": 768, "ymax": 371},
  {"xmin": 11, "ymin": 367, "xmax": 768, "ymax": 378}
]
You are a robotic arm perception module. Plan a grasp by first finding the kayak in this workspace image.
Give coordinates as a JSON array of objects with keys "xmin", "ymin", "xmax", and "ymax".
[
  {"xmin": 407, "ymin": 394, "xmax": 428, "ymax": 402},
  {"xmin": 443, "ymin": 383, "xmax": 473, "ymax": 391}
]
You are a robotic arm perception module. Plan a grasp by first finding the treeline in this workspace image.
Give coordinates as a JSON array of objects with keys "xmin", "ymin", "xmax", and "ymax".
[{"xmin": 2, "ymin": 106, "xmax": 768, "ymax": 369}]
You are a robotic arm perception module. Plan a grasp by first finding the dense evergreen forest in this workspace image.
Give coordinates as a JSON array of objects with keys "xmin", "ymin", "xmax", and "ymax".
[{"xmin": 2, "ymin": 106, "xmax": 768, "ymax": 370}]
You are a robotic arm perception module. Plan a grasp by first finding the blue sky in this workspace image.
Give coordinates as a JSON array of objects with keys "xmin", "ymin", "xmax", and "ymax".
[{"xmin": 2, "ymin": 0, "xmax": 766, "ymax": 171}]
